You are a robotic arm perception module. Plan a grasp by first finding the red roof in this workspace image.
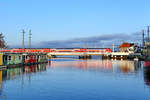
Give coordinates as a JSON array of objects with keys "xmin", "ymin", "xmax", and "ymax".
[{"xmin": 119, "ymin": 42, "xmax": 134, "ymax": 48}]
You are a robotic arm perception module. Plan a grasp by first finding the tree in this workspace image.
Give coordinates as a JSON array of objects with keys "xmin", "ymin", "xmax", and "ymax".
[{"xmin": 0, "ymin": 33, "xmax": 7, "ymax": 48}]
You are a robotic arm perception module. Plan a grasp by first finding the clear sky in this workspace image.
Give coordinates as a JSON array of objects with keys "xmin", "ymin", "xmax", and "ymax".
[{"xmin": 0, "ymin": 0, "xmax": 150, "ymax": 47}]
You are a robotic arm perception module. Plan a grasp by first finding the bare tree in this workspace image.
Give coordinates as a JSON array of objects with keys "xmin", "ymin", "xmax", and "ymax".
[{"xmin": 0, "ymin": 33, "xmax": 7, "ymax": 48}]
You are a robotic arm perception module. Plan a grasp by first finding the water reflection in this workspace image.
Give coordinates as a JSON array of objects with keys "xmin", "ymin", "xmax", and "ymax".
[
  {"xmin": 50, "ymin": 59, "xmax": 142, "ymax": 74},
  {"xmin": 0, "ymin": 63, "xmax": 48, "ymax": 98},
  {"xmin": 144, "ymin": 61, "xmax": 150, "ymax": 87},
  {"xmin": 1, "ymin": 64, "xmax": 48, "ymax": 81},
  {"xmin": 0, "ymin": 59, "xmax": 150, "ymax": 100},
  {"xmin": 0, "ymin": 60, "xmax": 143, "ymax": 89},
  {"xmin": 0, "ymin": 70, "xmax": 2, "ymax": 96}
]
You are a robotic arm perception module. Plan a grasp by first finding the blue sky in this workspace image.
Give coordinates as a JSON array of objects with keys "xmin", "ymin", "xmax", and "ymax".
[{"xmin": 0, "ymin": 0, "xmax": 150, "ymax": 48}]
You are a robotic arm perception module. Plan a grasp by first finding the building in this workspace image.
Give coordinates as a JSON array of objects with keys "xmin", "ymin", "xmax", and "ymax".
[
  {"xmin": 119, "ymin": 42, "xmax": 134, "ymax": 52},
  {"xmin": 143, "ymin": 42, "xmax": 150, "ymax": 56}
]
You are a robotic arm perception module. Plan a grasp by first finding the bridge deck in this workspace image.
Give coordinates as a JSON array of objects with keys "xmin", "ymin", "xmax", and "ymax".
[{"xmin": 47, "ymin": 52, "xmax": 112, "ymax": 56}]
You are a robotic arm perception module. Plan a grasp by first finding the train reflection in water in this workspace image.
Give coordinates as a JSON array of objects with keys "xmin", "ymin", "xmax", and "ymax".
[
  {"xmin": 0, "ymin": 60, "xmax": 142, "ymax": 84},
  {"xmin": 50, "ymin": 59, "xmax": 141, "ymax": 74}
]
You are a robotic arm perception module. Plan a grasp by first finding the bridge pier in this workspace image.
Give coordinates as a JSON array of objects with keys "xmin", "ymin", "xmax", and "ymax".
[
  {"xmin": 102, "ymin": 55, "xmax": 110, "ymax": 59},
  {"xmin": 110, "ymin": 55, "xmax": 128, "ymax": 60},
  {"xmin": 79, "ymin": 55, "xmax": 92, "ymax": 59}
]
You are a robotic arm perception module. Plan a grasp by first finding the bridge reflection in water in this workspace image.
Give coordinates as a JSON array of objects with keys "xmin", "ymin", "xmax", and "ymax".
[
  {"xmin": 0, "ymin": 60, "xmax": 143, "ymax": 85},
  {"xmin": 49, "ymin": 59, "xmax": 141, "ymax": 74},
  {"xmin": 0, "ymin": 59, "xmax": 150, "ymax": 100}
]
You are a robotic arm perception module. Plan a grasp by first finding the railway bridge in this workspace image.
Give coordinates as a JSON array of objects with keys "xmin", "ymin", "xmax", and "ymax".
[
  {"xmin": 0, "ymin": 48, "xmax": 112, "ymax": 59},
  {"xmin": 0, "ymin": 48, "xmax": 141, "ymax": 67}
]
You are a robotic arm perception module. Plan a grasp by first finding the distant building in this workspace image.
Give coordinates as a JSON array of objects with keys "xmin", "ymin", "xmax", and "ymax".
[
  {"xmin": 143, "ymin": 42, "xmax": 150, "ymax": 56},
  {"xmin": 119, "ymin": 42, "xmax": 134, "ymax": 52}
]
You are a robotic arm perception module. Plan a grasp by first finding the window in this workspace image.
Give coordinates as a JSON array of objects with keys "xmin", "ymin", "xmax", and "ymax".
[
  {"xmin": 9, "ymin": 56, "xmax": 11, "ymax": 60},
  {"xmin": 4, "ymin": 55, "xmax": 7, "ymax": 61},
  {"xmin": 19, "ymin": 56, "xmax": 21, "ymax": 60},
  {"xmin": 26, "ymin": 56, "xmax": 28, "ymax": 59}
]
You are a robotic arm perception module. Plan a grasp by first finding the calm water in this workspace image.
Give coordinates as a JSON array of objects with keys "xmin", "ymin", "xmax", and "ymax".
[{"xmin": 0, "ymin": 58, "xmax": 150, "ymax": 100}]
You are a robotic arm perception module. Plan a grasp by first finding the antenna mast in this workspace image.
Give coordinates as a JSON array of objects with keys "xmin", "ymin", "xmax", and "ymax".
[
  {"xmin": 147, "ymin": 26, "xmax": 150, "ymax": 42},
  {"xmin": 142, "ymin": 30, "xmax": 145, "ymax": 47},
  {"xmin": 22, "ymin": 29, "xmax": 25, "ymax": 51},
  {"xmin": 29, "ymin": 30, "xmax": 32, "ymax": 49}
]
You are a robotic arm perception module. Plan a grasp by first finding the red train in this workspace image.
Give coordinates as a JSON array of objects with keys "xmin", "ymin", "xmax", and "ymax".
[{"xmin": 0, "ymin": 48, "xmax": 112, "ymax": 53}]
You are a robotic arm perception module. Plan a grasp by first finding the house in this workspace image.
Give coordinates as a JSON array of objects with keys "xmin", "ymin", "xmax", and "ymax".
[
  {"xmin": 119, "ymin": 42, "xmax": 134, "ymax": 52},
  {"xmin": 143, "ymin": 42, "xmax": 150, "ymax": 56}
]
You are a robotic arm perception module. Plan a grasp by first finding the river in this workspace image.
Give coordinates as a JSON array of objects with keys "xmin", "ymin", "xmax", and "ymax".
[{"xmin": 0, "ymin": 58, "xmax": 150, "ymax": 100}]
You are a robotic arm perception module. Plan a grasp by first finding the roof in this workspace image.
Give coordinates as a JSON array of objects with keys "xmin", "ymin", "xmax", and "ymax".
[{"xmin": 119, "ymin": 42, "xmax": 134, "ymax": 48}]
